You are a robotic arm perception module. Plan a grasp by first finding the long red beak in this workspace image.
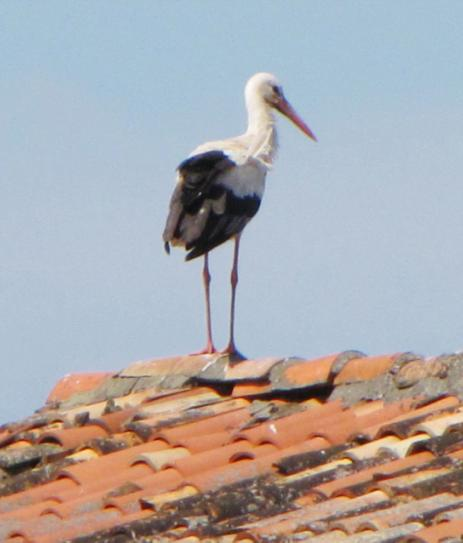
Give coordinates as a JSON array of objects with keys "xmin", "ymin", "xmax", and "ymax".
[{"xmin": 275, "ymin": 96, "xmax": 317, "ymax": 142}]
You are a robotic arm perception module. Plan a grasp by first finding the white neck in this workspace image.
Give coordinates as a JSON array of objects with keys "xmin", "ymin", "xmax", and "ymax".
[{"xmin": 244, "ymin": 93, "xmax": 278, "ymax": 168}]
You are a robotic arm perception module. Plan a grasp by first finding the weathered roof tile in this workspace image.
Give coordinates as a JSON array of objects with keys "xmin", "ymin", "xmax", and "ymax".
[
  {"xmin": 46, "ymin": 373, "xmax": 114, "ymax": 404},
  {"xmin": 334, "ymin": 354, "xmax": 398, "ymax": 385}
]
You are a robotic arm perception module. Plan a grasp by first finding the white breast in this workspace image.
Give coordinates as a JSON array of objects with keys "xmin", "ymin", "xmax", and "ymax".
[
  {"xmin": 219, "ymin": 160, "xmax": 267, "ymax": 198},
  {"xmin": 191, "ymin": 138, "xmax": 269, "ymax": 199}
]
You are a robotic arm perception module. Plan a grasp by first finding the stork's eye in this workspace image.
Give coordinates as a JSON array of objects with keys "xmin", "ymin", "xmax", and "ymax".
[{"xmin": 272, "ymin": 85, "xmax": 283, "ymax": 97}]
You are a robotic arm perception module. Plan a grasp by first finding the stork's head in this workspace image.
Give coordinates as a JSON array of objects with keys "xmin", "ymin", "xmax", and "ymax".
[{"xmin": 245, "ymin": 72, "xmax": 317, "ymax": 141}]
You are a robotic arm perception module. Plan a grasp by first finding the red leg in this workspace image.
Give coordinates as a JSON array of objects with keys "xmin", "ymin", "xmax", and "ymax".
[
  {"xmin": 191, "ymin": 253, "xmax": 217, "ymax": 354},
  {"xmin": 222, "ymin": 234, "xmax": 243, "ymax": 357}
]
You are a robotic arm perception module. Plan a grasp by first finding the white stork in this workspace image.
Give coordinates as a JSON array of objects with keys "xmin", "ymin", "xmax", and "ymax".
[{"xmin": 163, "ymin": 72, "xmax": 316, "ymax": 358}]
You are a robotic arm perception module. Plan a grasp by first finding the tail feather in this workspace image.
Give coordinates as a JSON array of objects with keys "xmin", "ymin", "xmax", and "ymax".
[{"xmin": 185, "ymin": 246, "xmax": 204, "ymax": 261}]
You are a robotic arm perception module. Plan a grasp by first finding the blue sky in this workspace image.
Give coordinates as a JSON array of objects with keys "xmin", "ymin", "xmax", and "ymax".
[{"xmin": 2, "ymin": 1, "xmax": 463, "ymax": 422}]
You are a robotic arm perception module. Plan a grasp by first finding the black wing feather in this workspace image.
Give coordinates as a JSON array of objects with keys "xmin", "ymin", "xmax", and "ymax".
[
  {"xmin": 179, "ymin": 151, "xmax": 234, "ymax": 213},
  {"xmin": 185, "ymin": 193, "xmax": 260, "ymax": 260},
  {"xmin": 163, "ymin": 150, "xmax": 261, "ymax": 260},
  {"xmin": 163, "ymin": 150, "xmax": 233, "ymax": 250}
]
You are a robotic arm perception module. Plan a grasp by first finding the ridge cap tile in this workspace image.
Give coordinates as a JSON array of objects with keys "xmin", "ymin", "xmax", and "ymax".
[
  {"xmin": 196, "ymin": 356, "xmax": 288, "ymax": 383},
  {"xmin": 268, "ymin": 353, "xmax": 340, "ymax": 390},
  {"xmin": 119, "ymin": 354, "xmax": 224, "ymax": 378},
  {"xmin": 217, "ymin": 357, "xmax": 283, "ymax": 381},
  {"xmin": 333, "ymin": 353, "xmax": 399, "ymax": 385},
  {"xmin": 46, "ymin": 372, "xmax": 114, "ymax": 404}
]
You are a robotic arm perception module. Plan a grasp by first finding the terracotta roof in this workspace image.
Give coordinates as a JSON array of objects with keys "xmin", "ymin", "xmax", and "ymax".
[{"xmin": 2, "ymin": 351, "xmax": 463, "ymax": 542}]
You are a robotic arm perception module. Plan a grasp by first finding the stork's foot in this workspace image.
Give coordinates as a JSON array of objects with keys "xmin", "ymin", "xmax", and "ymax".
[
  {"xmin": 220, "ymin": 342, "xmax": 246, "ymax": 364},
  {"xmin": 189, "ymin": 340, "xmax": 218, "ymax": 356}
]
